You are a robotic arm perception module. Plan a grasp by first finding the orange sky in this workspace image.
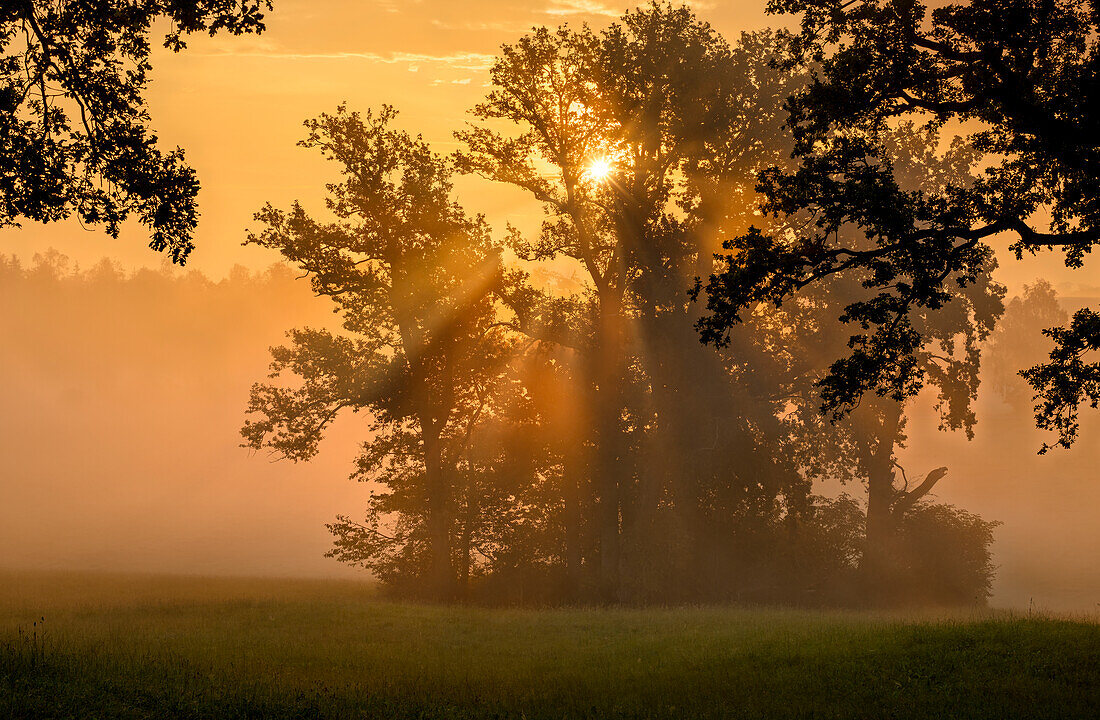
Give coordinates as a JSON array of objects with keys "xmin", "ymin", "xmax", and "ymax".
[
  {"xmin": 1, "ymin": 0, "xmax": 1094, "ymax": 295},
  {"xmin": 0, "ymin": 1, "xmax": 761, "ymax": 273}
]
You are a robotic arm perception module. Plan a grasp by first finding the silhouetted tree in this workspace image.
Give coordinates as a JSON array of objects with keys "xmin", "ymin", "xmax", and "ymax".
[
  {"xmin": 708, "ymin": 121, "xmax": 1004, "ymax": 602},
  {"xmin": 456, "ymin": 19, "xmax": 630, "ymax": 599},
  {"xmin": 235, "ymin": 6, "xmax": 1005, "ymax": 608},
  {"xmin": 1022, "ymin": 309, "xmax": 1100, "ymax": 452},
  {"xmin": 457, "ymin": 3, "xmax": 809, "ymax": 602},
  {"xmin": 241, "ymin": 106, "xmax": 508, "ymax": 599},
  {"xmin": 698, "ymin": 0, "xmax": 1100, "ymax": 446},
  {"xmin": 1, "ymin": 1, "xmax": 272, "ymax": 263}
]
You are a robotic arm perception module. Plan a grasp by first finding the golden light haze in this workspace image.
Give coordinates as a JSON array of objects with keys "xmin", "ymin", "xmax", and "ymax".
[
  {"xmin": 0, "ymin": 0, "xmax": 771, "ymax": 276},
  {"xmin": 3, "ymin": 0, "xmax": 1100, "ymax": 609},
  {"xmin": 2, "ymin": 0, "xmax": 1085, "ymax": 291}
]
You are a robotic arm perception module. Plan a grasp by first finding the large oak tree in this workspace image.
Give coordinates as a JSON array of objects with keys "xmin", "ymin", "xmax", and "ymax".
[
  {"xmin": 697, "ymin": 0, "xmax": 1100, "ymax": 450},
  {"xmin": 457, "ymin": 5, "xmax": 810, "ymax": 600}
]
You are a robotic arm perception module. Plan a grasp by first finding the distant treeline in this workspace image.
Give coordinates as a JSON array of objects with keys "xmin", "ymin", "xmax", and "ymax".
[{"xmin": 231, "ymin": 5, "xmax": 1058, "ymax": 608}]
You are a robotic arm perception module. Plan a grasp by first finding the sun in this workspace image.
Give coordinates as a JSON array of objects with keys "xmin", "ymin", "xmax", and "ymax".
[{"xmin": 584, "ymin": 157, "xmax": 614, "ymax": 182}]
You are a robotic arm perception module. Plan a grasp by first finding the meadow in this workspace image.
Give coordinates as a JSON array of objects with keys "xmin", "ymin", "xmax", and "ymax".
[{"xmin": 1, "ymin": 571, "xmax": 1098, "ymax": 719}]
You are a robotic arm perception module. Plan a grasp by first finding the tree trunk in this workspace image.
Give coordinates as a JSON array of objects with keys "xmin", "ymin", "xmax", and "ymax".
[
  {"xmin": 422, "ymin": 426, "xmax": 455, "ymax": 600},
  {"xmin": 594, "ymin": 394, "xmax": 622, "ymax": 603},
  {"xmin": 592, "ymin": 294, "xmax": 625, "ymax": 603},
  {"xmin": 458, "ymin": 475, "xmax": 474, "ymax": 601},
  {"xmin": 863, "ymin": 457, "xmax": 896, "ymax": 602},
  {"xmin": 562, "ymin": 445, "xmax": 584, "ymax": 600},
  {"xmin": 860, "ymin": 402, "xmax": 903, "ymax": 605}
]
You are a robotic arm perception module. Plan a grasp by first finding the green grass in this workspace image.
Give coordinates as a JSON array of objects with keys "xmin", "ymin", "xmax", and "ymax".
[{"xmin": 1, "ymin": 571, "xmax": 1098, "ymax": 719}]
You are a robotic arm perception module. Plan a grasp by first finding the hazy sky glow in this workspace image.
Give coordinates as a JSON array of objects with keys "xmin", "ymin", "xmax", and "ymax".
[
  {"xmin": 1, "ymin": 0, "xmax": 1091, "ymax": 296},
  {"xmin": 4, "ymin": 0, "xmax": 1100, "ymax": 610},
  {"xmin": 0, "ymin": 1, "xmax": 768, "ymax": 275}
]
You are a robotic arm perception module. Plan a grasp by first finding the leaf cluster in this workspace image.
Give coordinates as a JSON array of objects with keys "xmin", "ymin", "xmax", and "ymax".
[{"xmin": 1, "ymin": 0, "xmax": 272, "ymax": 262}]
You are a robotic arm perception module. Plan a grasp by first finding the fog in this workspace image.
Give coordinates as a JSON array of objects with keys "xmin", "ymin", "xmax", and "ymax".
[
  {"xmin": 1, "ymin": 252, "xmax": 1098, "ymax": 610},
  {"xmin": 0, "ymin": 256, "xmax": 364, "ymax": 581},
  {"xmin": 902, "ymin": 390, "xmax": 1100, "ymax": 611}
]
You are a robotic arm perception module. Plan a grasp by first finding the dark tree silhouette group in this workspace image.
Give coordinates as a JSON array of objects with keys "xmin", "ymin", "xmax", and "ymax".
[
  {"xmin": 242, "ymin": 6, "xmax": 1004, "ymax": 606},
  {"xmin": 697, "ymin": 0, "xmax": 1100, "ymax": 451}
]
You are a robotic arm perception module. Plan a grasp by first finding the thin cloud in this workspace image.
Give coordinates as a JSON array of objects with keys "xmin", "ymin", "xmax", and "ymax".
[
  {"xmin": 370, "ymin": 0, "xmax": 425, "ymax": 12},
  {"xmin": 543, "ymin": 0, "xmax": 620, "ymax": 17},
  {"xmin": 429, "ymin": 19, "xmax": 536, "ymax": 32},
  {"xmin": 198, "ymin": 50, "xmax": 495, "ymax": 72},
  {"xmin": 544, "ymin": 0, "xmax": 716, "ymax": 17}
]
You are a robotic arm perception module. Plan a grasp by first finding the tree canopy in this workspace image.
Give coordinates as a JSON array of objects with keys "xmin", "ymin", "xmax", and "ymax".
[
  {"xmin": 242, "ymin": 106, "xmax": 510, "ymax": 599},
  {"xmin": 242, "ymin": 5, "xmax": 1001, "ymax": 606},
  {"xmin": 696, "ymin": 0, "xmax": 1100, "ymax": 450},
  {"xmin": 1, "ymin": 0, "xmax": 272, "ymax": 263},
  {"xmin": 456, "ymin": 6, "xmax": 814, "ymax": 601}
]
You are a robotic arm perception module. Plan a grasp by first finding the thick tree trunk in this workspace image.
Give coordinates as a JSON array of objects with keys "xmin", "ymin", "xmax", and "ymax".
[
  {"xmin": 594, "ymin": 392, "xmax": 622, "ymax": 603},
  {"xmin": 593, "ymin": 295, "xmax": 625, "ymax": 603},
  {"xmin": 622, "ymin": 200, "xmax": 728, "ymax": 600},
  {"xmin": 863, "ymin": 457, "xmax": 896, "ymax": 602},
  {"xmin": 562, "ymin": 446, "xmax": 584, "ymax": 599},
  {"xmin": 422, "ymin": 427, "xmax": 455, "ymax": 600},
  {"xmin": 632, "ymin": 295, "xmax": 733, "ymax": 599},
  {"xmin": 860, "ymin": 403, "xmax": 903, "ymax": 605}
]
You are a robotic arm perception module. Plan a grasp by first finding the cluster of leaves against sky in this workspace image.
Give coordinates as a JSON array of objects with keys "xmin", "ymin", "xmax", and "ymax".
[
  {"xmin": 5, "ymin": 0, "xmax": 1100, "ymax": 451},
  {"xmin": 697, "ymin": 0, "xmax": 1100, "ymax": 452},
  {"xmin": 0, "ymin": 1, "xmax": 271, "ymax": 263}
]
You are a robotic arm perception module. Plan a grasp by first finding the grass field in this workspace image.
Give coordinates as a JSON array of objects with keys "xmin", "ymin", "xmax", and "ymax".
[{"xmin": 1, "ymin": 571, "xmax": 1098, "ymax": 719}]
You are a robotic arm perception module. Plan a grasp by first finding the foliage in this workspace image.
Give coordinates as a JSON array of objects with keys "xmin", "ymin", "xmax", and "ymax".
[
  {"xmin": 1023, "ymin": 308, "xmax": 1100, "ymax": 452},
  {"xmin": 784, "ymin": 494, "xmax": 999, "ymax": 607},
  {"xmin": 894, "ymin": 501, "xmax": 1000, "ymax": 606},
  {"xmin": 242, "ymin": 4, "xmax": 1002, "ymax": 608},
  {"xmin": 242, "ymin": 106, "xmax": 511, "ymax": 598},
  {"xmin": 697, "ymin": 0, "xmax": 1097, "ymax": 444},
  {"xmin": 457, "ymin": 3, "xmax": 816, "ymax": 603},
  {"xmin": 697, "ymin": 122, "xmax": 1003, "ymax": 604},
  {"xmin": 1, "ymin": 1, "xmax": 272, "ymax": 263},
  {"xmin": 699, "ymin": 119, "xmax": 1005, "ymax": 422}
]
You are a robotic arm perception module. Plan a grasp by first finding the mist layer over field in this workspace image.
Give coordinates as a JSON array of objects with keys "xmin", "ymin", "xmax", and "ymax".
[
  {"xmin": 1, "ymin": 256, "xmax": 1097, "ymax": 609},
  {"xmin": 0, "ymin": 258, "xmax": 363, "ymax": 581}
]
